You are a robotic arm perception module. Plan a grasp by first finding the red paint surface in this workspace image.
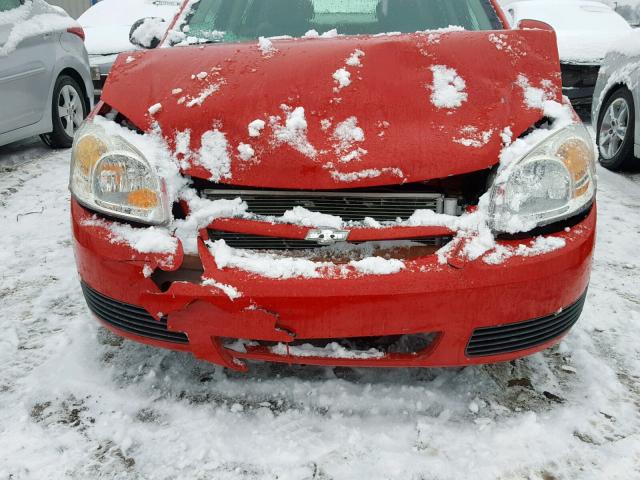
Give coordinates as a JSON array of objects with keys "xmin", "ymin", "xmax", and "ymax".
[
  {"xmin": 73, "ymin": 200, "xmax": 595, "ymax": 371},
  {"xmin": 76, "ymin": 7, "xmax": 592, "ymax": 371},
  {"xmin": 103, "ymin": 29, "xmax": 562, "ymax": 189}
]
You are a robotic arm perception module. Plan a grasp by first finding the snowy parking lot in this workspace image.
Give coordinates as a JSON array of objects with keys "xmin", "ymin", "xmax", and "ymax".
[{"xmin": 0, "ymin": 135, "xmax": 638, "ymax": 479}]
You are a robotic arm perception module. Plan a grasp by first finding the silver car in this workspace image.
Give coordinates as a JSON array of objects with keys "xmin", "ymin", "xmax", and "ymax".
[
  {"xmin": 592, "ymin": 41, "xmax": 639, "ymax": 171},
  {"xmin": 0, "ymin": 0, "xmax": 94, "ymax": 148}
]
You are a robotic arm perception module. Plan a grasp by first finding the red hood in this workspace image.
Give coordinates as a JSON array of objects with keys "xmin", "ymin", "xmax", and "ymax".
[{"xmin": 102, "ymin": 30, "xmax": 562, "ymax": 189}]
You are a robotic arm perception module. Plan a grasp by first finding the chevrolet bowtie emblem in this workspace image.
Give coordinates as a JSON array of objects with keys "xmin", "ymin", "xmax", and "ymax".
[{"xmin": 305, "ymin": 228, "xmax": 350, "ymax": 245}]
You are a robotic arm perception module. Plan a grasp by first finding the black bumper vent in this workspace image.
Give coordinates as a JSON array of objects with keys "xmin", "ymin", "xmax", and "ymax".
[
  {"xmin": 466, "ymin": 292, "xmax": 587, "ymax": 358},
  {"xmin": 208, "ymin": 230, "xmax": 445, "ymax": 251},
  {"xmin": 81, "ymin": 282, "xmax": 188, "ymax": 344}
]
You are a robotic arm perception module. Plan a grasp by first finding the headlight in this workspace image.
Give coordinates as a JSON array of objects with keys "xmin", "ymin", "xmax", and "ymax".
[
  {"xmin": 70, "ymin": 121, "xmax": 170, "ymax": 225},
  {"xmin": 489, "ymin": 124, "xmax": 596, "ymax": 233}
]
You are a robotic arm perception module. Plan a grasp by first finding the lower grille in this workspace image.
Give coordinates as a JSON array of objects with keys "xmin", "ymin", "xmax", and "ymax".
[
  {"xmin": 208, "ymin": 230, "xmax": 445, "ymax": 251},
  {"xmin": 81, "ymin": 282, "xmax": 188, "ymax": 344},
  {"xmin": 466, "ymin": 292, "xmax": 587, "ymax": 357},
  {"xmin": 561, "ymin": 63, "xmax": 599, "ymax": 90},
  {"xmin": 202, "ymin": 189, "xmax": 445, "ymax": 222}
]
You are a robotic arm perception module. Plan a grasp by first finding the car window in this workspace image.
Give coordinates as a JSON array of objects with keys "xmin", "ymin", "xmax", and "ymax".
[
  {"xmin": 0, "ymin": 0, "xmax": 22, "ymax": 13},
  {"xmin": 177, "ymin": 0, "xmax": 503, "ymax": 45}
]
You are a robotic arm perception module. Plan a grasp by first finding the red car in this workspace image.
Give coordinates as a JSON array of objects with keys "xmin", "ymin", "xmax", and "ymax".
[{"xmin": 70, "ymin": 0, "xmax": 597, "ymax": 372}]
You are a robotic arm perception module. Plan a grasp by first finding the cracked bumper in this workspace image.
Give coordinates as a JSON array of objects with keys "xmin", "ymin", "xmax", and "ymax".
[{"xmin": 72, "ymin": 199, "xmax": 596, "ymax": 371}]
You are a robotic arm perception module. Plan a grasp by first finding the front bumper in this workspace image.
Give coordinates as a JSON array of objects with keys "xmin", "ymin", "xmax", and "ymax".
[{"xmin": 72, "ymin": 199, "xmax": 596, "ymax": 371}]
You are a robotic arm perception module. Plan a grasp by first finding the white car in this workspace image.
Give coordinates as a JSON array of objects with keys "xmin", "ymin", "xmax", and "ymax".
[
  {"xmin": 78, "ymin": 0, "xmax": 181, "ymax": 97},
  {"xmin": 506, "ymin": 0, "xmax": 632, "ymax": 112},
  {"xmin": 0, "ymin": 0, "xmax": 93, "ymax": 148},
  {"xmin": 592, "ymin": 30, "xmax": 639, "ymax": 170}
]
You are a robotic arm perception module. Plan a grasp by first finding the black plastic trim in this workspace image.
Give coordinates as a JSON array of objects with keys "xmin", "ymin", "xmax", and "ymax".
[
  {"xmin": 466, "ymin": 291, "xmax": 587, "ymax": 357},
  {"xmin": 81, "ymin": 282, "xmax": 189, "ymax": 344}
]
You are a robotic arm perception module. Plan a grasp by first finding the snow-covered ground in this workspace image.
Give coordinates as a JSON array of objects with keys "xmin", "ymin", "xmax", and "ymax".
[{"xmin": 0, "ymin": 136, "xmax": 639, "ymax": 479}]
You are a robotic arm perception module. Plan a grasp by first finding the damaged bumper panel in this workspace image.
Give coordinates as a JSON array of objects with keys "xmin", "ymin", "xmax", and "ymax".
[{"xmin": 73, "ymin": 200, "xmax": 596, "ymax": 372}]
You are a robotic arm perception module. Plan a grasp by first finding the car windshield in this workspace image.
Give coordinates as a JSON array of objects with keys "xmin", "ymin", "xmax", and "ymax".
[{"xmin": 177, "ymin": 0, "xmax": 502, "ymax": 44}]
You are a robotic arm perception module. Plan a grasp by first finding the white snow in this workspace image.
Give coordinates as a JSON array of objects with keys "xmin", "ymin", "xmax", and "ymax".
[
  {"xmin": 349, "ymin": 257, "xmax": 405, "ymax": 275},
  {"xmin": 237, "ymin": 143, "xmax": 255, "ymax": 161},
  {"xmin": 129, "ymin": 17, "xmax": 166, "ymax": 48},
  {"xmin": 429, "ymin": 66, "xmax": 468, "ymax": 109},
  {"xmin": 174, "ymin": 129, "xmax": 191, "ymax": 165},
  {"xmin": 333, "ymin": 117, "xmax": 365, "ymax": 150},
  {"xmin": 206, "ymin": 238, "xmax": 407, "ymax": 280},
  {"xmin": 516, "ymin": 75, "xmax": 557, "ymax": 110},
  {"xmin": 184, "ymin": 79, "xmax": 225, "ymax": 108},
  {"xmin": 608, "ymin": 29, "xmax": 640, "ymax": 57},
  {"xmin": 201, "ymin": 278, "xmax": 243, "ymax": 300},
  {"xmin": 279, "ymin": 206, "xmax": 343, "ymax": 230},
  {"xmin": 207, "ymin": 239, "xmax": 332, "ymax": 279},
  {"xmin": 332, "ymin": 68, "xmax": 352, "ymax": 90},
  {"xmin": 345, "ymin": 49, "xmax": 365, "ymax": 67},
  {"xmin": 270, "ymin": 106, "xmax": 317, "ymax": 158},
  {"xmin": 197, "ymin": 128, "xmax": 232, "ymax": 182},
  {"xmin": 331, "ymin": 167, "xmax": 404, "ymax": 183},
  {"xmin": 147, "ymin": 103, "xmax": 162, "ymax": 116},
  {"xmin": 173, "ymin": 191, "xmax": 248, "ymax": 254},
  {"xmin": 454, "ymin": 127, "xmax": 494, "ymax": 148},
  {"xmin": 304, "ymin": 28, "xmax": 339, "ymax": 38},
  {"xmin": 248, "ymin": 119, "xmax": 266, "ymax": 138},
  {"xmin": 270, "ymin": 342, "xmax": 385, "ymax": 360},
  {"xmin": 81, "ymin": 217, "xmax": 178, "ymax": 254},
  {"xmin": 257, "ymin": 36, "xmax": 277, "ymax": 57},
  {"xmin": 500, "ymin": 126, "xmax": 514, "ymax": 146},
  {"xmin": 332, "ymin": 117, "xmax": 367, "ymax": 162},
  {"xmin": 483, "ymin": 236, "xmax": 567, "ymax": 265},
  {"xmin": 421, "ymin": 25, "xmax": 466, "ymax": 45}
]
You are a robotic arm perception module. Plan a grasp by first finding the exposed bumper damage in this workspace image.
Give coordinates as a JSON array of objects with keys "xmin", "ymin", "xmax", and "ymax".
[{"xmin": 73, "ymin": 199, "xmax": 596, "ymax": 372}]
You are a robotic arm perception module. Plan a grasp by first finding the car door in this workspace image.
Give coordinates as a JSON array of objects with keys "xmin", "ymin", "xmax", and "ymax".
[{"xmin": 0, "ymin": 0, "xmax": 56, "ymax": 135}]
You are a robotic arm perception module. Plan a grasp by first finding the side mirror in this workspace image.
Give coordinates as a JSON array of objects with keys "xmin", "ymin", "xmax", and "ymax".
[
  {"xmin": 517, "ymin": 19, "xmax": 555, "ymax": 32},
  {"xmin": 129, "ymin": 17, "xmax": 167, "ymax": 49}
]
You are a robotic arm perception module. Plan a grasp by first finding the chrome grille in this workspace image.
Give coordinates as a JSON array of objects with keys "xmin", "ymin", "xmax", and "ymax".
[
  {"xmin": 208, "ymin": 230, "xmax": 445, "ymax": 251},
  {"xmin": 202, "ymin": 189, "xmax": 445, "ymax": 222}
]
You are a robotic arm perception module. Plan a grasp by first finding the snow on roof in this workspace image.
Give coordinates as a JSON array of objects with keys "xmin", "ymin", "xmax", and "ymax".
[
  {"xmin": 0, "ymin": 0, "xmax": 78, "ymax": 57},
  {"xmin": 78, "ymin": 0, "xmax": 180, "ymax": 55},
  {"xmin": 608, "ymin": 29, "xmax": 640, "ymax": 57},
  {"xmin": 508, "ymin": 0, "xmax": 632, "ymax": 62}
]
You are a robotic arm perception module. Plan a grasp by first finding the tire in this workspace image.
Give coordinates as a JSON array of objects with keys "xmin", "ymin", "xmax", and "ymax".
[
  {"xmin": 597, "ymin": 88, "xmax": 636, "ymax": 171},
  {"xmin": 41, "ymin": 75, "xmax": 87, "ymax": 149}
]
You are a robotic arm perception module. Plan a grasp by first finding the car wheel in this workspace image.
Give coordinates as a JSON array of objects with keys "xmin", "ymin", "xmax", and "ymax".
[
  {"xmin": 597, "ymin": 88, "xmax": 636, "ymax": 171},
  {"xmin": 41, "ymin": 75, "xmax": 87, "ymax": 149}
]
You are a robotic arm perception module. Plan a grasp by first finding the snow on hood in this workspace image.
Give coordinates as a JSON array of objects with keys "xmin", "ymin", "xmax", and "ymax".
[
  {"xmin": 102, "ymin": 29, "xmax": 562, "ymax": 190},
  {"xmin": 78, "ymin": 0, "xmax": 180, "ymax": 56}
]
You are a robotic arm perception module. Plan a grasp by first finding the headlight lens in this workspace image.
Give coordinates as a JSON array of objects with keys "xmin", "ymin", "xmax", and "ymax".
[
  {"xmin": 70, "ymin": 121, "xmax": 170, "ymax": 225},
  {"xmin": 489, "ymin": 124, "xmax": 596, "ymax": 233}
]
